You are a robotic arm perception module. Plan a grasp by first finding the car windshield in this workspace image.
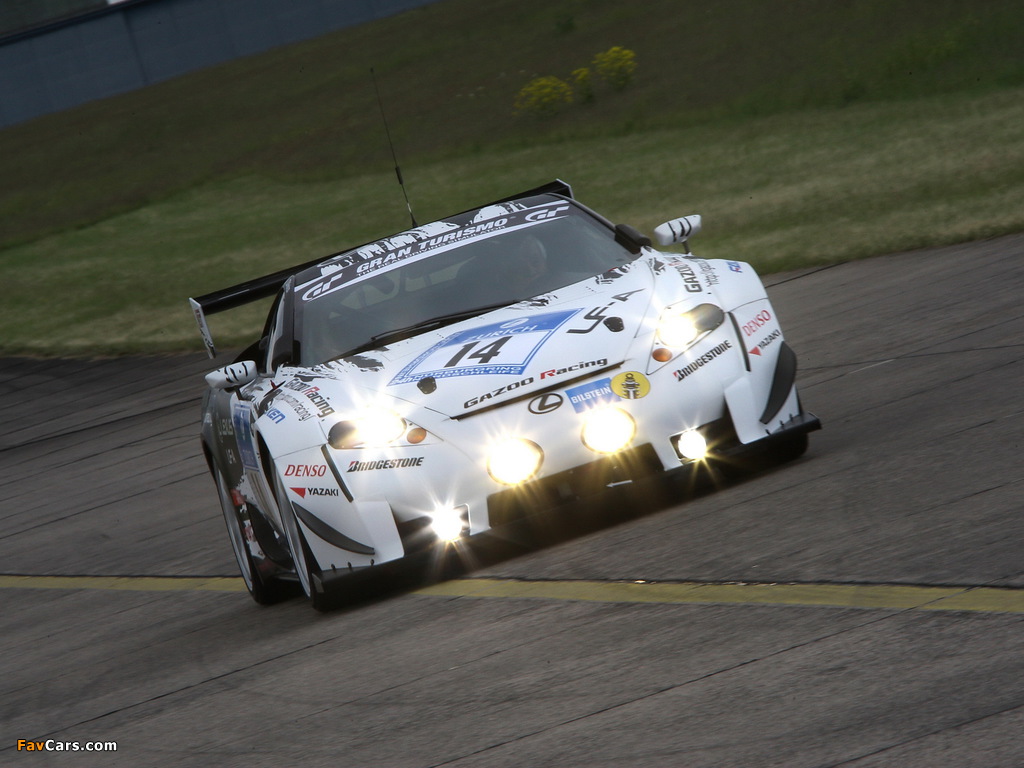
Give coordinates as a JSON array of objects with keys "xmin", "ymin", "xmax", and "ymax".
[{"xmin": 292, "ymin": 195, "xmax": 638, "ymax": 366}]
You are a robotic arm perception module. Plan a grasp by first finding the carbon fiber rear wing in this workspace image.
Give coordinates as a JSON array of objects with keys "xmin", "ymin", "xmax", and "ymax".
[{"xmin": 188, "ymin": 179, "xmax": 574, "ymax": 358}]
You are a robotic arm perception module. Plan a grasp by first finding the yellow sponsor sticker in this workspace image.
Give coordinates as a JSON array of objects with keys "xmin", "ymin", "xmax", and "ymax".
[{"xmin": 611, "ymin": 371, "xmax": 650, "ymax": 400}]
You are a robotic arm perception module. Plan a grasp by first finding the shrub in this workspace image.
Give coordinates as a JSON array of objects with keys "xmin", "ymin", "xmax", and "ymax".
[
  {"xmin": 571, "ymin": 67, "xmax": 594, "ymax": 104},
  {"xmin": 514, "ymin": 75, "xmax": 574, "ymax": 116},
  {"xmin": 593, "ymin": 46, "xmax": 637, "ymax": 90}
]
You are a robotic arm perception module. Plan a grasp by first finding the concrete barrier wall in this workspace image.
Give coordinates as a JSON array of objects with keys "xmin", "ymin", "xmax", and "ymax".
[{"xmin": 0, "ymin": 0, "xmax": 438, "ymax": 128}]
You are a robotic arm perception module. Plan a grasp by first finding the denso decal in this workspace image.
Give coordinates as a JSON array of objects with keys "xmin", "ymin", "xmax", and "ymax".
[
  {"xmin": 290, "ymin": 487, "xmax": 339, "ymax": 498},
  {"xmin": 347, "ymin": 457, "xmax": 425, "ymax": 472},
  {"xmin": 464, "ymin": 376, "xmax": 534, "ymax": 409},
  {"xmin": 740, "ymin": 309, "xmax": 772, "ymax": 337},
  {"xmin": 566, "ymin": 378, "xmax": 616, "ymax": 413},
  {"xmin": 389, "ymin": 309, "xmax": 580, "ymax": 385},
  {"xmin": 284, "ymin": 464, "xmax": 328, "ymax": 477},
  {"xmin": 673, "ymin": 341, "xmax": 733, "ymax": 381}
]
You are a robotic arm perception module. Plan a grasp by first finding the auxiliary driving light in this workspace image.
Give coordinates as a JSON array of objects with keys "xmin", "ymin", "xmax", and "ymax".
[
  {"xmin": 581, "ymin": 407, "xmax": 636, "ymax": 455},
  {"xmin": 676, "ymin": 430, "xmax": 708, "ymax": 461},
  {"xmin": 487, "ymin": 438, "xmax": 543, "ymax": 486},
  {"xmin": 429, "ymin": 507, "xmax": 466, "ymax": 542}
]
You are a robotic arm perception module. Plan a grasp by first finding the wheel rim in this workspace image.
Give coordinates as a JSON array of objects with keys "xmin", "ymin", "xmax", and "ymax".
[
  {"xmin": 275, "ymin": 473, "xmax": 313, "ymax": 597},
  {"xmin": 215, "ymin": 468, "xmax": 255, "ymax": 592}
]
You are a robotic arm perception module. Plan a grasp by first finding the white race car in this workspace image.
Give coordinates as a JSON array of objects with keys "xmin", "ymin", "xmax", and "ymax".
[{"xmin": 191, "ymin": 180, "xmax": 819, "ymax": 608}]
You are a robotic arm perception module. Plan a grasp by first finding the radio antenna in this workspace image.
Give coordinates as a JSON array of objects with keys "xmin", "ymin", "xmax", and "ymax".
[{"xmin": 370, "ymin": 66, "xmax": 417, "ymax": 228}]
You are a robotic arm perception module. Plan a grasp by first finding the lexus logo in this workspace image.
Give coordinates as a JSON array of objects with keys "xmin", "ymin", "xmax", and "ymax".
[{"xmin": 528, "ymin": 393, "xmax": 563, "ymax": 414}]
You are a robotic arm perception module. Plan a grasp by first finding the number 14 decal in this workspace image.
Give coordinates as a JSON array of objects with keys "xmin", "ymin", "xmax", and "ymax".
[{"xmin": 444, "ymin": 336, "xmax": 511, "ymax": 367}]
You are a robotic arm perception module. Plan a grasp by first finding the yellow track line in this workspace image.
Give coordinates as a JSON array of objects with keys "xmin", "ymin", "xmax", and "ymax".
[{"xmin": 2, "ymin": 574, "xmax": 1022, "ymax": 613}]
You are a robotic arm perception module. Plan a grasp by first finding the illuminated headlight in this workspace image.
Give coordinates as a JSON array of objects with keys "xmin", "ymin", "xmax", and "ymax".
[
  {"xmin": 657, "ymin": 313, "xmax": 700, "ymax": 347},
  {"xmin": 329, "ymin": 408, "xmax": 406, "ymax": 449},
  {"xmin": 581, "ymin": 407, "xmax": 636, "ymax": 454},
  {"xmin": 487, "ymin": 438, "xmax": 543, "ymax": 486},
  {"xmin": 430, "ymin": 507, "xmax": 466, "ymax": 542},
  {"xmin": 676, "ymin": 430, "xmax": 708, "ymax": 461},
  {"xmin": 656, "ymin": 303, "xmax": 725, "ymax": 349}
]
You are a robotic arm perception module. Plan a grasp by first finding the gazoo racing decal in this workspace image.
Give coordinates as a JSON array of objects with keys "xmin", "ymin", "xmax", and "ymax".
[
  {"xmin": 282, "ymin": 379, "xmax": 335, "ymax": 419},
  {"xmin": 389, "ymin": 309, "xmax": 580, "ymax": 385},
  {"xmin": 347, "ymin": 457, "xmax": 425, "ymax": 472},
  {"xmin": 566, "ymin": 378, "xmax": 617, "ymax": 413},
  {"xmin": 464, "ymin": 376, "xmax": 534, "ymax": 409},
  {"xmin": 663, "ymin": 257, "xmax": 704, "ymax": 293},
  {"xmin": 540, "ymin": 358, "xmax": 607, "ymax": 380},
  {"xmin": 673, "ymin": 340, "xmax": 733, "ymax": 381},
  {"xmin": 298, "ymin": 202, "xmax": 574, "ymax": 303}
]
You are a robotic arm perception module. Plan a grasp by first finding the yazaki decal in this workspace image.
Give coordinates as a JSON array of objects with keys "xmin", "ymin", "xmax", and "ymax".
[
  {"xmin": 231, "ymin": 403, "xmax": 259, "ymax": 471},
  {"xmin": 290, "ymin": 487, "xmax": 340, "ymax": 498},
  {"xmin": 749, "ymin": 329, "xmax": 781, "ymax": 356},
  {"xmin": 389, "ymin": 309, "xmax": 580, "ymax": 385},
  {"xmin": 611, "ymin": 371, "xmax": 650, "ymax": 400}
]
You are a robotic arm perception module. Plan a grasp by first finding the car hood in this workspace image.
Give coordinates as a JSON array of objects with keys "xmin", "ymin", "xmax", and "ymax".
[{"xmin": 298, "ymin": 261, "xmax": 667, "ymax": 420}]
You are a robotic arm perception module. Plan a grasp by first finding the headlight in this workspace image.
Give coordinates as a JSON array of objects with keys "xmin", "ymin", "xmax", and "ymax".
[
  {"xmin": 657, "ymin": 314, "xmax": 700, "ymax": 347},
  {"xmin": 328, "ymin": 407, "xmax": 407, "ymax": 449},
  {"xmin": 487, "ymin": 438, "xmax": 543, "ymax": 486},
  {"xmin": 656, "ymin": 303, "xmax": 725, "ymax": 349},
  {"xmin": 581, "ymin": 407, "xmax": 636, "ymax": 454}
]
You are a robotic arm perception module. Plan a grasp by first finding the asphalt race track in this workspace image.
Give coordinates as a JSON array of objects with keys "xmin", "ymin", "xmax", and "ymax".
[{"xmin": 1, "ymin": 235, "xmax": 1022, "ymax": 767}]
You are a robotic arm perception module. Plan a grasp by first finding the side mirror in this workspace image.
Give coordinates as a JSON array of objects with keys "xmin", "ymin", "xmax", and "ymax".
[
  {"xmin": 205, "ymin": 360, "xmax": 258, "ymax": 390},
  {"xmin": 653, "ymin": 215, "xmax": 702, "ymax": 246},
  {"xmin": 614, "ymin": 223, "xmax": 652, "ymax": 253}
]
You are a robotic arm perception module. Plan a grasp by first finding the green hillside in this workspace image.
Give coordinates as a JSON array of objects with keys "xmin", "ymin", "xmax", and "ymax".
[{"xmin": 1, "ymin": 0, "xmax": 1022, "ymax": 356}]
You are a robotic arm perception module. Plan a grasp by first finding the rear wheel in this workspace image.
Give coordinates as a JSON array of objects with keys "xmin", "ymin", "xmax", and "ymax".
[{"xmin": 214, "ymin": 465, "xmax": 290, "ymax": 605}]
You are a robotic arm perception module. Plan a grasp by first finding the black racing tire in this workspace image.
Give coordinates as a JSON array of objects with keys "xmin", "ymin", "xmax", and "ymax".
[{"xmin": 213, "ymin": 465, "xmax": 291, "ymax": 605}]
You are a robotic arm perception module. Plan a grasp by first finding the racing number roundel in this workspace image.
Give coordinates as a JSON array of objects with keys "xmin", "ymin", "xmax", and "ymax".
[{"xmin": 611, "ymin": 371, "xmax": 650, "ymax": 400}]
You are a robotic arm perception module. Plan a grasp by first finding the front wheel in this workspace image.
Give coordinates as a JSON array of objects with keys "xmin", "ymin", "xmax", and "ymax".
[
  {"xmin": 214, "ymin": 465, "xmax": 290, "ymax": 605},
  {"xmin": 273, "ymin": 472, "xmax": 333, "ymax": 611}
]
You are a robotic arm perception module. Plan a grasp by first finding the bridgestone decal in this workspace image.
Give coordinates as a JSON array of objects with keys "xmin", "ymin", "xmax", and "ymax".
[
  {"xmin": 347, "ymin": 457, "xmax": 425, "ymax": 472},
  {"xmin": 673, "ymin": 341, "xmax": 732, "ymax": 381}
]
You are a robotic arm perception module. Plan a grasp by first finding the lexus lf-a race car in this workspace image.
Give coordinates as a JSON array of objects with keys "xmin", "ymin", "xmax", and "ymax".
[{"xmin": 191, "ymin": 180, "xmax": 819, "ymax": 608}]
